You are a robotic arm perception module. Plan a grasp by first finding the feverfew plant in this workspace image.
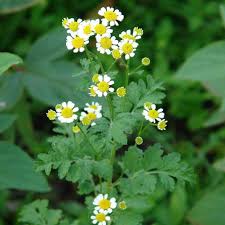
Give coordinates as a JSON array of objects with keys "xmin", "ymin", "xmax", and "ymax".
[{"xmin": 18, "ymin": 7, "xmax": 195, "ymax": 225}]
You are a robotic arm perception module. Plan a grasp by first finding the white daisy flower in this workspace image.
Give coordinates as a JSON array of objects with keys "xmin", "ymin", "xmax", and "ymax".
[
  {"xmin": 133, "ymin": 27, "xmax": 144, "ymax": 39},
  {"xmin": 66, "ymin": 34, "xmax": 89, "ymax": 53},
  {"xmin": 157, "ymin": 119, "xmax": 168, "ymax": 131},
  {"xmin": 119, "ymin": 30, "xmax": 136, "ymax": 41},
  {"xmin": 66, "ymin": 18, "xmax": 82, "ymax": 35},
  {"xmin": 98, "ymin": 7, "xmax": 124, "ymax": 26},
  {"xmin": 96, "ymin": 34, "xmax": 118, "ymax": 55},
  {"xmin": 92, "ymin": 19, "xmax": 113, "ymax": 36},
  {"xmin": 119, "ymin": 39, "xmax": 138, "ymax": 60},
  {"xmin": 80, "ymin": 111, "xmax": 102, "ymax": 126},
  {"xmin": 142, "ymin": 104, "xmax": 164, "ymax": 123},
  {"xmin": 77, "ymin": 20, "xmax": 94, "ymax": 38},
  {"xmin": 56, "ymin": 101, "xmax": 79, "ymax": 123},
  {"xmin": 93, "ymin": 194, "xmax": 117, "ymax": 214},
  {"xmin": 94, "ymin": 75, "xmax": 114, "ymax": 97},
  {"xmin": 84, "ymin": 102, "xmax": 102, "ymax": 113},
  {"xmin": 91, "ymin": 210, "xmax": 110, "ymax": 225}
]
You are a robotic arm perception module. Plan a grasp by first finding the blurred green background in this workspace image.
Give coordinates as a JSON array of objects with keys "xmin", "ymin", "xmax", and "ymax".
[{"xmin": 0, "ymin": 0, "xmax": 225, "ymax": 225}]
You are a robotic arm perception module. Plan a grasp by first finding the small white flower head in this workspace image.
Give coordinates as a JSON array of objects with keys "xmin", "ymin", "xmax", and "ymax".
[
  {"xmin": 78, "ymin": 20, "xmax": 95, "ymax": 38},
  {"xmin": 56, "ymin": 101, "xmax": 79, "ymax": 123},
  {"xmin": 85, "ymin": 102, "xmax": 102, "ymax": 113},
  {"xmin": 157, "ymin": 119, "xmax": 168, "ymax": 131},
  {"xmin": 66, "ymin": 18, "xmax": 82, "ymax": 35},
  {"xmin": 119, "ymin": 39, "xmax": 138, "ymax": 60},
  {"xmin": 80, "ymin": 110, "xmax": 102, "ymax": 126},
  {"xmin": 91, "ymin": 210, "xmax": 110, "ymax": 225},
  {"xmin": 66, "ymin": 34, "xmax": 89, "ymax": 53},
  {"xmin": 111, "ymin": 46, "xmax": 122, "ymax": 59},
  {"xmin": 96, "ymin": 34, "xmax": 118, "ymax": 55},
  {"xmin": 119, "ymin": 30, "xmax": 136, "ymax": 41},
  {"xmin": 92, "ymin": 19, "xmax": 113, "ymax": 36},
  {"xmin": 142, "ymin": 104, "xmax": 164, "ymax": 123},
  {"xmin": 94, "ymin": 74, "xmax": 114, "ymax": 97},
  {"xmin": 133, "ymin": 27, "xmax": 143, "ymax": 38},
  {"xmin": 89, "ymin": 85, "xmax": 97, "ymax": 97},
  {"xmin": 93, "ymin": 194, "xmax": 117, "ymax": 214},
  {"xmin": 98, "ymin": 7, "xmax": 124, "ymax": 26},
  {"xmin": 62, "ymin": 17, "xmax": 70, "ymax": 28}
]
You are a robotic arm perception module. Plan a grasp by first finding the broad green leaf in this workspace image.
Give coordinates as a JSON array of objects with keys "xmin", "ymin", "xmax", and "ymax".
[
  {"xmin": 113, "ymin": 210, "xmax": 143, "ymax": 225},
  {"xmin": 188, "ymin": 186, "xmax": 225, "ymax": 225},
  {"xmin": 0, "ymin": 0, "xmax": 41, "ymax": 14},
  {"xmin": 0, "ymin": 114, "xmax": 16, "ymax": 133},
  {"xmin": 0, "ymin": 72, "xmax": 23, "ymax": 111},
  {"xmin": 26, "ymin": 28, "xmax": 67, "ymax": 63},
  {"xmin": 176, "ymin": 41, "xmax": 225, "ymax": 126},
  {"xmin": 23, "ymin": 61, "xmax": 88, "ymax": 106},
  {"xmin": 19, "ymin": 199, "xmax": 62, "ymax": 225},
  {"xmin": 0, "ymin": 52, "xmax": 22, "ymax": 75},
  {"xmin": 0, "ymin": 141, "xmax": 49, "ymax": 192}
]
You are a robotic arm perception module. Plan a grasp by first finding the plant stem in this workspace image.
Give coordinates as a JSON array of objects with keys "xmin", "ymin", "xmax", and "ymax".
[
  {"xmin": 107, "ymin": 59, "xmax": 117, "ymax": 73},
  {"xmin": 106, "ymin": 94, "xmax": 114, "ymax": 121},
  {"xmin": 124, "ymin": 59, "xmax": 130, "ymax": 87}
]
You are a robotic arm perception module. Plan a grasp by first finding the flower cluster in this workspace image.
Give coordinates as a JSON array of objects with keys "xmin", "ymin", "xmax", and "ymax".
[
  {"xmin": 91, "ymin": 194, "xmax": 117, "ymax": 225},
  {"xmin": 46, "ymin": 101, "xmax": 102, "ymax": 127},
  {"xmin": 62, "ymin": 7, "xmax": 143, "ymax": 60},
  {"xmin": 142, "ymin": 102, "xmax": 168, "ymax": 131}
]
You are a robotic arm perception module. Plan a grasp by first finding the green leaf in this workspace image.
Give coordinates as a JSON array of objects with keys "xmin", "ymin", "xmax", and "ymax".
[
  {"xmin": 176, "ymin": 41, "xmax": 225, "ymax": 126},
  {"xmin": 113, "ymin": 210, "xmax": 143, "ymax": 225},
  {"xmin": 0, "ymin": 141, "xmax": 49, "ymax": 192},
  {"xmin": 188, "ymin": 186, "xmax": 225, "ymax": 225},
  {"xmin": 0, "ymin": 72, "xmax": 23, "ymax": 111},
  {"xmin": 0, "ymin": 114, "xmax": 16, "ymax": 133},
  {"xmin": 26, "ymin": 28, "xmax": 67, "ymax": 63},
  {"xmin": 19, "ymin": 199, "xmax": 62, "ymax": 225},
  {"xmin": 0, "ymin": 52, "xmax": 22, "ymax": 75},
  {"xmin": 93, "ymin": 159, "xmax": 112, "ymax": 180}
]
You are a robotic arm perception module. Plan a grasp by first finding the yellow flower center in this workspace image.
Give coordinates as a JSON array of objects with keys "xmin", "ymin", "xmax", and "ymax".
[
  {"xmin": 99, "ymin": 199, "xmax": 111, "ymax": 210},
  {"xmin": 72, "ymin": 37, "xmax": 84, "ymax": 48},
  {"xmin": 122, "ymin": 43, "xmax": 133, "ymax": 54},
  {"xmin": 148, "ymin": 109, "xmax": 159, "ymax": 119},
  {"xmin": 90, "ymin": 86, "xmax": 97, "ymax": 97},
  {"xmin": 92, "ymin": 74, "xmax": 99, "ymax": 83},
  {"xmin": 104, "ymin": 11, "xmax": 117, "ymax": 21},
  {"xmin": 135, "ymin": 136, "xmax": 143, "ymax": 145},
  {"xmin": 82, "ymin": 116, "xmax": 92, "ymax": 125},
  {"xmin": 90, "ymin": 105, "xmax": 98, "ymax": 110},
  {"xmin": 119, "ymin": 201, "xmax": 127, "ymax": 210},
  {"xmin": 95, "ymin": 24, "xmax": 107, "ymax": 35},
  {"xmin": 61, "ymin": 107, "xmax": 73, "ymax": 118},
  {"xmin": 97, "ymin": 81, "xmax": 109, "ymax": 92},
  {"xmin": 72, "ymin": 125, "xmax": 80, "ymax": 133},
  {"xmin": 69, "ymin": 21, "xmax": 79, "ymax": 31},
  {"xmin": 117, "ymin": 87, "xmax": 126, "ymax": 97},
  {"xmin": 87, "ymin": 112, "xmax": 97, "ymax": 120},
  {"xmin": 83, "ymin": 25, "xmax": 92, "ymax": 35},
  {"xmin": 112, "ymin": 49, "xmax": 121, "ymax": 59},
  {"xmin": 134, "ymin": 27, "xmax": 143, "ymax": 35},
  {"xmin": 47, "ymin": 110, "xmax": 56, "ymax": 120},
  {"xmin": 122, "ymin": 34, "xmax": 136, "ymax": 41},
  {"xmin": 96, "ymin": 213, "xmax": 106, "ymax": 222},
  {"xmin": 100, "ymin": 37, "xmax": 112, "ymax": 49},
  {"xmin": 158, "ymin": 120, "xmax": 167, "ymax": 130}
]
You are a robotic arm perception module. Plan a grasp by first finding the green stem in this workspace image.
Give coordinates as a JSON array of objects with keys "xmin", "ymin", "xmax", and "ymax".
[
  {"xmin": 107, "ymin": 59, "xmax": 117, "ymax": 73},
  {"xmin": 106, "ymin": 95, "xmax": 114, "ymax": 121},
  {"xmin": 129, "ymin": 64, "xmax": 143, "ymax": 75},
  {"xmin": 124, "ymin": 59, "xmax": 130, "ymax": 87}
]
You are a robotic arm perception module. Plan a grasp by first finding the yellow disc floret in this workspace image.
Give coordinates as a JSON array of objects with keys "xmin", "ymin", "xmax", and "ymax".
[
  {"xmin": 89, "ymin": 86, "xmax": 97, "ymax": 97},
  {"xmin": 69, "ymin": 21, "xmax": 79, "ymax": 31},
  {"xmin": 95, "ymin": 24, "xmax": 107, "ymax": 35},
  {"xmin": 157, "ymin": 120, "xmax": 168, "ymax": 130},
  {"xmin": 122, "ymin": 43, "xmax": 133, "ymax": 54},
  {"xmin": 87, "ymin": 112, "xmax": 97, "ymax": 120},
  {"xmin": 116, "ymin": 87, "xmax": 126, "ymax": 97},
  {"xmin": 104, "ymin": 11, "xmax": 117, "ymax": 21},
  {"xmin": 142, "ymin": 57, "xmax": 150, "ymax": 66},
  {"xmin": 135, "ymin": 136, "xmax": 143, "ymax": 145},
  {"xmin": 100, "ymin": 37, "xmax": 112, "ymax": 49},
  {"xmin": 119, "ymin": 201, "xmax": 127, "ymax": 210},
  {"xmin": 72, "ymin": 125, "xmax": 80, "ymax": 133},
  {"xmin": 99, "ymin": 199, "xmax": 111, "ymax": 210},
  {"xmin": 148, "ymin": 109, "xmax": 159, "ymax": 119},
  {"xmin": 97, "ymin": 81, "xmax": 110, "ymax": 92},
  {"xmin": 81, "ymin": 116, "xmax": 92, "ymax": 126},
  {"xmin": 72, "ymin": 37, "xmax": 84, "ymax": 49},
  {"xmin": 83, "ymin": 24, "xmax": 92, "ymax": 35},
  {"xmin": 96, "ymin": 213, "xmax": 106, "ymax": 222},
  {"xmin": 112, "ymin": 49, "xmax": 121, "ymax": 59},
  {"xmin": 46, "ymin": 110, "xmax": 56, "ymax": 120},
  {"xmin": 61, "ymin": 107, "xmax": 73, "ymax": 118},
  {"xmin": 92, "ymin": 74, "xmax": 99, "ymax": 83}
]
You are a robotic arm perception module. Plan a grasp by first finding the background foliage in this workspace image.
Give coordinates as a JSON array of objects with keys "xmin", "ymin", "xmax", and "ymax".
[{"xmin": 0, "ymin": 0, "xmax": 225, "ymax": 225}]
